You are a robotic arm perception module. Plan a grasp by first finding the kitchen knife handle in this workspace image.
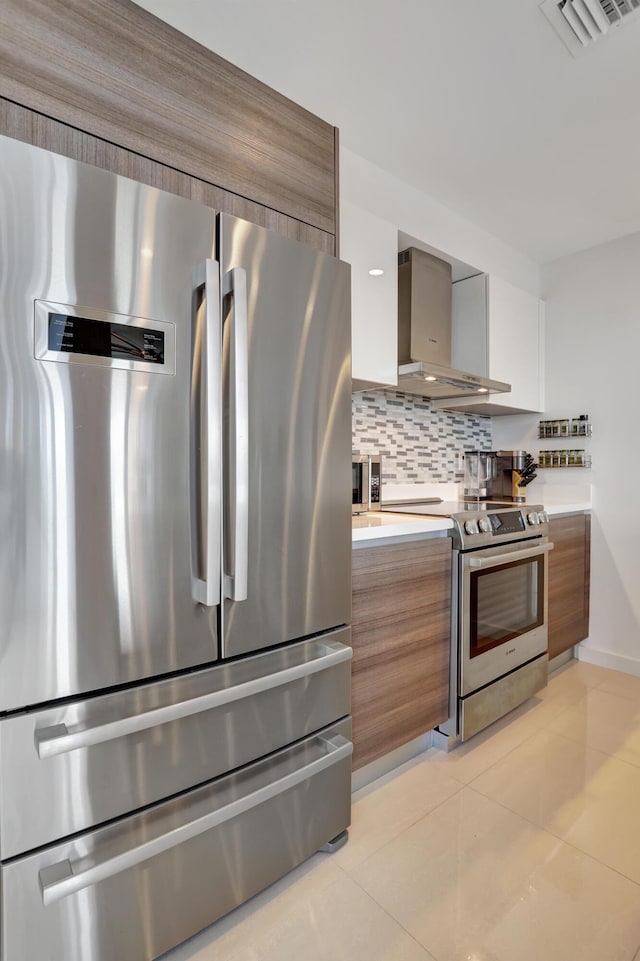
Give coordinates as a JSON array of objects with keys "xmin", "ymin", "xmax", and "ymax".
[
  {"xmin": 222, "ymin": 266, "xmax": 249, "ymax": 602},
  {"xmin": 191, "ymin": 260, "xmax": 222, "ymax": 608}
]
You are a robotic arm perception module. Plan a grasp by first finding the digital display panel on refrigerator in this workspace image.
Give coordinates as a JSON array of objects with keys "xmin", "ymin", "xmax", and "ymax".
[{"xmin": 47, "ymin": 312, "xmax": 165, "ymax": 365}]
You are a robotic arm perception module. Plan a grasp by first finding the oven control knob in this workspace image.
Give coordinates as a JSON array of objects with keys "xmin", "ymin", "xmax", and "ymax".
[
  {"xmin": 478, "ymin": 517, "xmax": 492, "ymax": 533},
  {"xmin": 527, "ymin": 512, "xmax": 540, "ymax": 525},
  {"xmin": 538, "ymin": 511, "xmax": 549, "ymax": 524},
  {"xmin": 464, "ymin": 519, "xmax": 480, "ymax": 535}
]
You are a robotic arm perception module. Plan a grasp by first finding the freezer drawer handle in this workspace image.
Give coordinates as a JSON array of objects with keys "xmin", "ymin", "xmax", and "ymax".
[
  {"xmin": 222, "ymin": 265, "xmax": 249, "ymax": 602},
  {"xmin": 467, "ymin": 542, "xmax": 554, "ymax": 569},
  {"xmin": 191, "ymin": 259, "xmax": 222, "ymax": 607},
  {"xmin": 34, "ymin": 640, "xmax": 352, "ymax": 759},
  {"xmin": 38, "ymin": 733, "xmax": 352, "ymax": 906}
]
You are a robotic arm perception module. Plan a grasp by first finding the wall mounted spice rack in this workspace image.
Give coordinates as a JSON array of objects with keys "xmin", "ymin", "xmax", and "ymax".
[
  {"xmin": 538, "ymin": 416, "xmax": 592, "ymax": 439},
  {"xmin": 538, "ymin": 450, "xmax": 592, "ymax": 468},
  {"xmin": 538, "ymin": 415, "xmax": 592, "ymax": 468}
]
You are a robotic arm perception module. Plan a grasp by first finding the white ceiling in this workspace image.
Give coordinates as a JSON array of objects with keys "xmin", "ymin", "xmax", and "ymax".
[{"xmin": 135, "ymin": 0, "xmax": 640, "ymax": 265}]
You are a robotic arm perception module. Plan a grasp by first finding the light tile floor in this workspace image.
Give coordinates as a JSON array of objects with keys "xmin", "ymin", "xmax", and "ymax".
[{"xmin": 163, "ymin": 660, "xmax": 640, "ymax": 961}]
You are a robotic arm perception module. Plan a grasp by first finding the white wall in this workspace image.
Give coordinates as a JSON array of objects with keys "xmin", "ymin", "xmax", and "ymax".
[
  {"xmin": 497, "ymin": 230, "xmax": 640, "ymax": 675},
  {"xmin": 341, "ymin": 148, "xmax": 540, "ymax": 295}
]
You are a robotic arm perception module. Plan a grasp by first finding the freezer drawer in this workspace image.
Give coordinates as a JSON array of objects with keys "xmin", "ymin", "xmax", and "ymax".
[
  {"xmin": 2, "ymin": 720, "xmax": 352, "ymax": 961},
  {"xmin": 0, "ymin": 629, "xmax": 351, "ymax": 859}
]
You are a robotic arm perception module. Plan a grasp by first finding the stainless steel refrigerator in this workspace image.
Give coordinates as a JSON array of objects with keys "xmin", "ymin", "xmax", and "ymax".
[{"xmin": 0, "ymin": 135, "xmax": 352, "ymax": 961}]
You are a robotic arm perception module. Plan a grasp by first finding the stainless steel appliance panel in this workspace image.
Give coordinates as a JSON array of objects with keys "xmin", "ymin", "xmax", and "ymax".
[
  {"xmin": 2, "ymin": 720, "xmax": 352, "ymax": 961},
  {"xmin": 0, "ymin": 136, "xmax": 220, "ymax": 710},
  {"xmin": 219, "ymin": 214, "xmax": 352, "ymax": 658},
  {"xmin": 352, "ymin": 453, "xmax": 381, "ymax": 514},
  {"xmin": 459, "ymin": 654, "xmax": 548, "ymax": 741},
  {"xmin": 459, "ymin": 539, "xmax": 551, "ymax": 695},
  {"xmin": 0, "ymin": 629, "xmax": 351, "ymax": 859}
]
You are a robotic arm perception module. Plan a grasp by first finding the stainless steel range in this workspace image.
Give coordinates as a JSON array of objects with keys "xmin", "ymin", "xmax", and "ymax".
[{"xmin": 383, "ymin": 500, "xmax": 553, "ymax": 743}]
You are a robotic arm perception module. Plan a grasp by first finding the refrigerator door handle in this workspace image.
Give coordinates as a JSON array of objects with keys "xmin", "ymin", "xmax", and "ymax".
[
  {"xmin": 192, "ymin": 259, "xmax": 222, "ymax": 608},
  {"xmin": 34, "ymin": 640, "xmax": 352, "ymax": 759},
  {"xmin": 38, "ymin": 733, "xmax": 353, "ymax": 906},
  {"xmin": 222, "ymin": 266, "xmax": 249, "ymax": 602}
]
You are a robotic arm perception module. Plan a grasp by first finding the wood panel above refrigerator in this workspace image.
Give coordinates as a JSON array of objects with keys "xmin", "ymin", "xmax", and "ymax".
[{"xmin": 0, "ymin": 0, "xmax": 338, "ymax": 248}]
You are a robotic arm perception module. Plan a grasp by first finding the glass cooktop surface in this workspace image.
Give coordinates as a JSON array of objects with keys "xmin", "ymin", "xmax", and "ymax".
[{"xmin": 382, "ymin": 500, "xmax": 539, "ymax": 518}]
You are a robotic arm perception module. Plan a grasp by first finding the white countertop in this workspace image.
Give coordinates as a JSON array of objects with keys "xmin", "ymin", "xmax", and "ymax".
[
  {"xmin": 544, "ymin": 501, "xmax": 592, "ymax": 516},
  {"xmin": 352, "ymin": 499, "xmax": 591, "ymax": 542},
  {"xmin": 352, "ymin": 512, "xmax": 453, "ymax": 542}
]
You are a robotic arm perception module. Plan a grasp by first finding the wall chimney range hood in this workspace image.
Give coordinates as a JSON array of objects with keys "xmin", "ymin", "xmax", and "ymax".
[{"xmin": 397, "ymin": 247, "xmax": 511, "ymax": 399}]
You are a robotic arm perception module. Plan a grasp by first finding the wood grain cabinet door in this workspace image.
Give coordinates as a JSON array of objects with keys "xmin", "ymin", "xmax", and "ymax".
[
  {"xmin": 351, "ymin": 537, "xmax": 451, "ymax": 770},
  {"xmin": 547, "ymin": 514, "xmax": 591, "ymax": 660}
]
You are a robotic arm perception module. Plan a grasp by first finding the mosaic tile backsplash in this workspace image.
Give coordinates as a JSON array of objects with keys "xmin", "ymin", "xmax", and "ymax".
[{"xmin": 352, "ymin": 391, "xmax": 492, "ymax": 483}]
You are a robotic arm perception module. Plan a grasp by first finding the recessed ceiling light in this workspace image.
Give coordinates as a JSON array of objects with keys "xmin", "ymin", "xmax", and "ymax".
[{"xmin": 368, "ymin": 268, "xmax": 384, "ymax": 276}]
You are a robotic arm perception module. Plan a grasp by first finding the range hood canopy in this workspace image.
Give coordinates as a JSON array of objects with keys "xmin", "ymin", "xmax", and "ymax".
[{"xmin": 397, "ymin": 247, "xmax": 511, "ymax": 399}]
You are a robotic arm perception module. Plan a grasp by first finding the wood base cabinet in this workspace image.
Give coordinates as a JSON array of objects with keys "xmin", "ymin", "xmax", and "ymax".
[
  {"xmin": 547, "ymin": 514, "xmax": 591, "ymax": 660},
  {"xmin": 351, "ymin": 537, "xmax": 451, "ymax": 770}
]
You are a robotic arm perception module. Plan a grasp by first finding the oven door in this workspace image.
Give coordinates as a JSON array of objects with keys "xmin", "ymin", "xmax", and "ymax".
[{"xmin": 459, "ymin": 537, "xmax": 553, "ymax": 696}]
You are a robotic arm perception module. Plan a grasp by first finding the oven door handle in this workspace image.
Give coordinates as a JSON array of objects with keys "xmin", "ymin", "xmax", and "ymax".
[{"xmin": 468, "ymin": 541, "xmax": 554, "ymax": 568}]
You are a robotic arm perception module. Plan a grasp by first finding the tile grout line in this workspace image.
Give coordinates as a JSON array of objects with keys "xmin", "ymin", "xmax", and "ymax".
[
  {"xmin": 532, "ymin": 720, "xmax": 640, "ymax": 773},
  {"xmin": 338, "ymin": 777, "xmax": 466, "ymax": 877},
  {"xmin": 464, "ymin": 780, "xmax": 640, "ymax": 892},
  {"xmin": 339, "ymin": 866, "xmax": 445, "ymax": 961},
  {"xmin": 462, "ymin": 724, "xmax": 547, "ymax": 788},
  {"xmin": 592, "ymin": 678, "xmax": 640, "ymax": 703}
]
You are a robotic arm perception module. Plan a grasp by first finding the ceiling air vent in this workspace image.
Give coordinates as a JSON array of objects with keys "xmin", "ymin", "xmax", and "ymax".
[{"xmin": 540, "ymin": 0, "xmax": 640, "ymax": 55}]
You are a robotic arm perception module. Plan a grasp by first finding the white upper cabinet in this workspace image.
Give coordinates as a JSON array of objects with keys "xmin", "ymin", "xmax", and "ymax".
[
  {"xmin": 340, "ymin": 201, "xmax": 398, "ymax": 388},
  {"xmin": 436, "ymin": 273, "xmax": 545, "ymax": 415}
]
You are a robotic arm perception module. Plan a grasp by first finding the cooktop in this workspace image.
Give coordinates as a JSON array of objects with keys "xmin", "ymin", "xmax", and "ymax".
[
  {"xmin": 381, "ymin": 499, "xmax": 538, "ymax": 517},
  {"xmin": 381, "ymin": 499, "xmax": 548, "ymax": 549}
]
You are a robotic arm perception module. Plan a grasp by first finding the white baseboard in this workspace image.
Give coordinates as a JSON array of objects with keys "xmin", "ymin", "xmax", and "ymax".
[{"xmin": 576, "ymin": 643, "xmax": 640, "ymax": 676}]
